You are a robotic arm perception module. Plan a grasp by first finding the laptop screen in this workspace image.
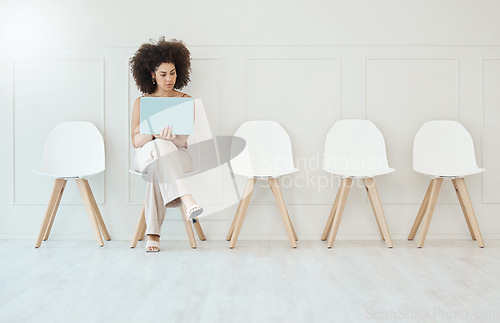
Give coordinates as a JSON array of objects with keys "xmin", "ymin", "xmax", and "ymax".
[{"xmin": 139, "ymin": 97, "xmax": 194, "ymax": 135}]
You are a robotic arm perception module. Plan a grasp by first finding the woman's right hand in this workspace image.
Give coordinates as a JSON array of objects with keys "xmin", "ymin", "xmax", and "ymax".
[{"xmin": 155, "ymin": 125, "xmax": 177, "ymax": 141}]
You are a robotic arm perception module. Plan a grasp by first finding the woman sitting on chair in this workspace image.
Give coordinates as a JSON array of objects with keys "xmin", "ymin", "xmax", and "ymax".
[{"xmin": 130, "ymin": 37, "xmax": 203, "ymax": 252}]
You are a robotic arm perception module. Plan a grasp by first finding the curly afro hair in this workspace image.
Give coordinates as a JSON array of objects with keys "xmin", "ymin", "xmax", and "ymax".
[{"xmin": 130, "ymin": 37, "xmax": 191, "ymax": 94}]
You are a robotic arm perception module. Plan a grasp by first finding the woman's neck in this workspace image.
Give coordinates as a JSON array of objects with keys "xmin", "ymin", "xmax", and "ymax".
[{"xmin": 152, "ymin": 88, "xmax": 177, "ymax": 97}]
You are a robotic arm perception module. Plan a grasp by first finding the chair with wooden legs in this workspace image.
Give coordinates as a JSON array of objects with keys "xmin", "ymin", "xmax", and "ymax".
[
  {"xmin": 408, "ymin": 120, "xmax": 485, "ymax": 248},
  {"xmin": 129, "ymin": 98, "xmax": 212, "ymax": 249},
  {"xmin": 226, "ymin": 120, "xmax": 298, "ymax": 248},
  {"xmin": 35, "ymin": 121, "xmax": 109, "ymax": 248},
  {"xmin": 321, "ymin": 119, "xmax": 395, "ymax": 248},
  {"xmin": 128, "ymin": 172, "xmax": 206, "ymax": 249}
]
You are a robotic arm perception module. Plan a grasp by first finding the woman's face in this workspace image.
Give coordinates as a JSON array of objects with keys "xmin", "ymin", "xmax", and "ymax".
[{"xmin": 152, "ymin": 62, "xmax": 177, "ymax": 91}]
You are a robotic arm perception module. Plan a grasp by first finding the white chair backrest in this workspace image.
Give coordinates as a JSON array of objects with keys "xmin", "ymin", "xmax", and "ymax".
[
  {"xmin": 185, "ymin": 98, "xmax": 216, "ymax": 173},
  {"xmin": 230, "ymin": 120, "xmax": 297, "ymax": 177},
  {"xmin": 187, "ymin": 98, "xmax": 213, "ymax": 147},
  {"xmin": 39, "ymin": 121, "xmax": 105, "ymax": 177},
  {"xmin": 323, "ymin": 119, "xmax": 394, "ymax": 177},
  {"xmin": 413, "ymin": 120, "xmax": 483, "ymax": 177}
]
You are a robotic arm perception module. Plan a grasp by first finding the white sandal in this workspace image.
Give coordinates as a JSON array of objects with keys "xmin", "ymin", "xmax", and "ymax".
[
  {"xmin": 145, "ymin": 240, "xmax": 160, "ymax": 253},
  {"xmin": 186, "ymin": 204, "xmax": 203, "ymax": 220}
]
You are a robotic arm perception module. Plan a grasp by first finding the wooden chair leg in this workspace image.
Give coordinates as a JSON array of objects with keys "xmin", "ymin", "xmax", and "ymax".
[
  {"xmin": 363, "ymin": 178, "xmax": 385, "ymax": 241},
  {"xmin": 281, "ymin": 195, "xmax": 298, "ymax": 242},
  {"xmin": 139, "ymin": 203, "xmax": 146, "ymax": 241},
  {"xmin": 417, "ymin": 178, "xmax": 443, "ymax": 248},
  {"xmin": 269, "ymin": 178, "xmax": 298, "ymax": 241},
  {"xmin": 130, "ymin": 203, "xmax": 146, "ymax": 248},
  {"xmin": 363, "ymin": 178, "xmax": 393, "ymax": 248},
  {"xmin": 268, "ymin": 178, "xmax": 298, "ymax": 248},
  {"xmin": 35, "ymin": 178, "xmax": 66, "ymax": 248},
  {"xmin": 408, "ymin": 179, "xmax": 433, "ymax": 240},
  {"xmin": 287, "ymin": 211, "xmax": 298, "ymax": 241},
  {"xmin": 227, "ymin": 194, "xmax": 245, "ymax": 241},
  {"xmin": 193, "ymin": 218, "xmax": 206, "ymax": 241},
  {"xmin": 83, "ymin": 179, "xmax": 110, "ymax": 241},
  {"xmin": 327, "ymin": 177, "xmax": 353, "ymax": 248},
  {"xmin": 321, "ymin": 181, "xmax": 343, "ymax": 241},
  {"xmin": 76, "ymin": 179, "xmax": 104, "ymax": 247},
  {"xmin": 452, "ymin": 178, "xmax": 476, "ymax": 241},
  {"xmin": 454, "ymin": 178, "xmax": 484, "ymax": 248},
  {"xmin": 181, "ymin": 207, "xmax": 197, "ymax": 249},
  {"xmin": 43, "ymin": 179, "xmax": 67, "ymax": 241},
  {"xmin": 229, "ymin": 178, "xmax": 257, "ymax": 249}
]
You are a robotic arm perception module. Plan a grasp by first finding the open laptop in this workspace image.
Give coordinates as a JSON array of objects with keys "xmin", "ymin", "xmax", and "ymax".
[{"xmin": 139, "ymin": 97, "xmax": 194, "ymax": 135}]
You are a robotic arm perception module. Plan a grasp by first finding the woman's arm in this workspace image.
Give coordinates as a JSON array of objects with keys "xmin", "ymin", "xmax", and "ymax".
[
  {"xmin": 166, "ymin": 133, "xmax": 188, "ymax": 148},
  {"xmin": 131, "ymin": 97, "xmax": 154, "ymax": 149}
]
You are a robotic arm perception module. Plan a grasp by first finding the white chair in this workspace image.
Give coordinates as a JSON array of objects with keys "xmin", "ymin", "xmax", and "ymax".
[
  {"xmin": 408, "ymin": 120, "xmax": 485, "ymax": 248},
  {"xmin": 321, "ymin": 119, "xmax": 395, "ymax": 248},
  {"xmin": 226, "ymin": 120, "xmax": 298, "ymax": 248},
  {"xmin": 34, "ymin": 121, "xmax": 109, "ymax": 248},
  {"xmin": 129, "ymin": 98, "xmax": 211, "ymax": 249}
]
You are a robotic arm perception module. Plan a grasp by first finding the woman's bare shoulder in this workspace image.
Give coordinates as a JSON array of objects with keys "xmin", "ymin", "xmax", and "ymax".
[{"xmin": 133, "ymin": 95, "xmax": 146, "ymax": 106}]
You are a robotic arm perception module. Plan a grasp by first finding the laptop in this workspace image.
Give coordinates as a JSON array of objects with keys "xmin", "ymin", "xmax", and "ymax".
[{"xmin": 139, "ymin": 97, "xmax": 194, "ymax": 135}]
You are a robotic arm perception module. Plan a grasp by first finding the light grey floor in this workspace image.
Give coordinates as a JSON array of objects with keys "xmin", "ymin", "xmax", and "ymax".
[{"xmin": 0, "ymin": 239, "xmax": 499, "ymax": 323}]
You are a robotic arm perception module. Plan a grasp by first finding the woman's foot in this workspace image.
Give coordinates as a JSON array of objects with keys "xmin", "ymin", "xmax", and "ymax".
[
  {"xmin": 145, "ymin": 234, "xmax": 160, "ymax": 252},
  {"xmin": 180, "ymin": 194, "xmax": 203, "ymax": 220}
]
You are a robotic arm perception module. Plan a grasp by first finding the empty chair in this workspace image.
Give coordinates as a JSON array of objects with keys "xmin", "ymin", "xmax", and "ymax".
[
  {"xmin": 226, "ymin": 120, "xmax": 298, "ymax": 248},
  {"xmin": 129, "ymin": 98, "xmax": 211, "ymax": 249},
  {"xmin": 321, "ymin": 119, "xmax": 394, "ymax": 248},
  {"xmin": 408, "ymin": 120, "xmax": 485, "ymax": 248},
  {"xmin": 34, "ymin": 121, "xmax": 109, "ymax": 248}
]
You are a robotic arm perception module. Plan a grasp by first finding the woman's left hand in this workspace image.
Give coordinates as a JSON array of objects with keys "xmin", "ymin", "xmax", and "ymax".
[{"xmin": 155, "ymin": 125, "xmax": 176, "ymax": 141}]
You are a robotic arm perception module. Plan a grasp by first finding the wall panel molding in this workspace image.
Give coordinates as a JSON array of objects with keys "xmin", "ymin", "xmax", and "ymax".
[
  {"xmin": 244, "ymin": 57, "xmax": 342, "ymax": 205},
  {"xmin": 480, "ymin": 58, "xmax": 500, "ymax": 204},
  {"xmin": 12, "ymin": 58, "xmax": 106, "ymax": 205},
  {"xmin": 364, "ymin": 57, "xmax": 460, "ymax": 205}
]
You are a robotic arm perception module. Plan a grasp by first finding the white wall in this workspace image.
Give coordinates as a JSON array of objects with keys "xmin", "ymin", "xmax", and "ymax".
[{"xmin": 1, "ymin": 0, "xmax": 500, "ymax": 241}]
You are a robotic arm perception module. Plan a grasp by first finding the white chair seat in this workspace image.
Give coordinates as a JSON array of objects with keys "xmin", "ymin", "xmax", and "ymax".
[
  {"xmin": 413, "ymin": 120, "xmax": 484, "ymax": 178},
  {"xmin": 324, "ymin": 167, "xmax": 395, "ymax": 178},
  {"xmin": 230, "ymin": 120, "xmax": 298, "ymax": 178},
  {"xmin": 34, "ymin": 169, "xmax": 103, "ymax": 178},
  {"xmin": 415, "ymin": 167, "xmax": 485, "ymax": 178},
  {"xmin": 321, "ymin": 119, "xmax": 394, "ymax": 248},
  {"xmin": 35, "ymin": 121, "xmax": 105, "ymax": 179},
  {"xmin": 323, "ymin": 119, "xmax": 395, "ymax": 178},
  {"xmin": 227, "ymin": 120, "xmax": 299, "ymax": 248},
  {"xmin": 34, "ymin": 121, "xmax": 108, "ymax": 248},
  {"xmin": 409, "ymin": 120, "xmax": 485, "ymax": 248}
]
